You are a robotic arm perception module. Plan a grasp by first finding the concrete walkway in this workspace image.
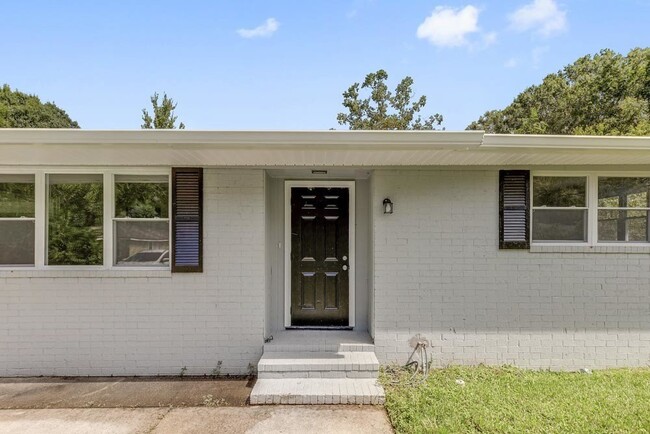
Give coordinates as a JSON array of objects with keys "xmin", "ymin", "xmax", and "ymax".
[
  {"xmin": 0, "ymin": 377, "xmax": 393, "ymax": 433},
  {"xmin": 0, "ymin": 406, "xmax": 393, "ymax": 434}
]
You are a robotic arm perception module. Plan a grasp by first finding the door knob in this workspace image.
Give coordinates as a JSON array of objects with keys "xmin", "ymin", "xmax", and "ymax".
[{"xmin": 342, "ymin": 265, "xmax": 348, "ymax": 271}]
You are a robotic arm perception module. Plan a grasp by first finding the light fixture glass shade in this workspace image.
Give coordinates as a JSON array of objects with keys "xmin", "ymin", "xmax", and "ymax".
[{"xmin": 383, "ymin": 198, "xmax": 393, "ymax": 214}]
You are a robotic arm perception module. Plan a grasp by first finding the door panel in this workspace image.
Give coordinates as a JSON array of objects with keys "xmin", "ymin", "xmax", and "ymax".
[{"xmin": 291, "ymin": 187, "xmax": 349, "ymax": 327}]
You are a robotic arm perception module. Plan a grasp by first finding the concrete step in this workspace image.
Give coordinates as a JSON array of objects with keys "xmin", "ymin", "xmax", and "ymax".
[
  {"xmin": 264, "ymin": 341, "xmax": 375, "ymax": 353},
  {"xmin": 257, "ymin": 351, "xmax": 379, "ymax": 379},
  {"xmin": 250, "ymin": 378, "xmax": 385, "ymax": 405},
  {"xmin": 264, "ymin": 330, "xmax": 374, "ymax": 353}
]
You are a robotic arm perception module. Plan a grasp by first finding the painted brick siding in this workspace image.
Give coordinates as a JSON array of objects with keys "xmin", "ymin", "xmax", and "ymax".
[
  {"xmin": 372, "ymin": 169, "xmax": 650, "ymax": 370},
  {"xmin": 0, "ymin": 169, "xmax": 265, "ymax": 376}
]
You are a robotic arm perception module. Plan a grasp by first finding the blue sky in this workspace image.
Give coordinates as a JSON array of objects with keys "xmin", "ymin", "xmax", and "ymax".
[{"xmin": 2, "ymin": 0, "xmax": 649, "ymax": 130}]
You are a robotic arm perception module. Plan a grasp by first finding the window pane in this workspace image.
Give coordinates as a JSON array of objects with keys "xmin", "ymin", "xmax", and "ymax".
[
  {"xmin": 115, "ymin": 221, "xmax": 169, "ymax": 267},
  {"xmin": 533, "ymin": 209, "xmax": 587, "ymax": 242},
  {"xmin": 0, "ymin": 174, "xmax": 35, "ymax": 218},
  {"xmin": 48, "ymin": 174, "xmax": 103, "ymax": 265},
  {"xmin": 598, "ymin": 177, "xmax": 650, "ymax": 208},
  {"xmin": 115, "ymin": 175, "xmax": 169, "ymax": 218},
  {"xmin": 0, "ymin": 221, "xmax": 34, "ymax": 265},
  {"xmin": 533, "ymin": 177, "xmax": 586, "ymax": 207},
  {"xmin": 598, "ymin": 209, "xmax": 648, "ymax": 242}
]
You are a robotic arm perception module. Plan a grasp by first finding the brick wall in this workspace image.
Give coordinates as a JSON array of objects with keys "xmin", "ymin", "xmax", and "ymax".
[
  {"xmin": 0, "ymin": 169, "xmax": 265, "ymax": 376},
  {"xmin": 371, "ymin": 169, "xmax": 650, "ymax": 369}
]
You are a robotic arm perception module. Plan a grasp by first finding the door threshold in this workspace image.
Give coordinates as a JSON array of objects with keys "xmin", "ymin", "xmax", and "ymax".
[{"xmin": 286, "ymin": 326, "xmax": 353, "ymax": 331}]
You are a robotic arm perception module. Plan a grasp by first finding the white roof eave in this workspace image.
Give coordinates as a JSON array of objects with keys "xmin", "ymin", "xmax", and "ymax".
[
  {"xmin": 1, "ymin": 129, "xmax": 650, "ymax": 167},
  {"xmin": 0, "ymin": 129, "xmax": 485, "ymax": 149},
  {"xmin": 482, "ymin": 133, "xmax": 650, "ymax": 150}
]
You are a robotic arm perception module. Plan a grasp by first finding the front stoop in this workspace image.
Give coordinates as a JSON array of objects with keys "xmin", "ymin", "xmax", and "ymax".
[{"xmin": 250, "ymin": 331, "xmax": 385, "ymax": 405}]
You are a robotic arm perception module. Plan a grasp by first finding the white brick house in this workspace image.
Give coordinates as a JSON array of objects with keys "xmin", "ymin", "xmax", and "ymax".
[{"xmin": 2, "ymin": 130, "xmax": 650, "ymax": 393}]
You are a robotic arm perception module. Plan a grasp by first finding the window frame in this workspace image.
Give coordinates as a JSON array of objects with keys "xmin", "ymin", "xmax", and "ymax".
[
  {"xmin": 531, "ymin": 171, "xmax": 650, "ymax": 247},
  {"xmin": 111, "ymin": 173, "xmax": 171, "ymax": 269},
  {"xmin": 0, "ymin": 173, "xmax": 37, "ymax": 266},
  {"xmin": 0, "ymin": 167, "xmax": 171, "ymax": 271},
  {"xmin": 531, "ymin": 174, "xmax": 589, "ymax": 244},
  {"xmin": 596, "ymin": 175, "xmax": 650, "ymax": 244}
]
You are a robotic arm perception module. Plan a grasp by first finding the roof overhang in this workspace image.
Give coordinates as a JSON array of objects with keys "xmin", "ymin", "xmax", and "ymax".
[{"xmin": 1, "ymin": 129, "xmax": 650, "ymax": 167}]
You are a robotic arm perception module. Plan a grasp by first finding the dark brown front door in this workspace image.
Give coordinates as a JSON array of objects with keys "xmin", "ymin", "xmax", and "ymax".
[{"xmin": 290, "ymin": 187, "xmax": 349, "ymax": 327}]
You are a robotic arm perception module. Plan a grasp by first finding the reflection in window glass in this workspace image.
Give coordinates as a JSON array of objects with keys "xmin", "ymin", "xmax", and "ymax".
[
  {"xmin": 115, "ymin": 221, "xmax": 169, "ymax": 266},
  {"xmin": 598, "ymin": 177, "xmax": 650, "ymax": 208},
  {"xmin": 598, "ymin": 178, "xmax": 650, "ymax": 242},
  {"xmin": 533, "ymin": 209, "xmax": 588, "ymax": 242},
  {"xmin": 533, "ymin": 177, "xmax": 586, "ymax": 207},
  {"xmin": 48, "ymin": 174, "xmax": 103, "ymax": 266},
  {"xmin": 0, "ymin": 174, "xmax": 35, "ymax": 266},
  {"xmin": 0, "ymin": 174, "xmax": 35, "ymax": 218},
  {"xmin": 598, "ymin": 210, "xmax": 648, "ymax": 242},
  {"xmin": 0, "ymin": 221, "xmax": 35, "ymax": 265},
  {"xmin": 114, "ymin": 175, "xmax": 169, "ymax": 267},
  {"xmin": 115, "ymin": 175, "xmax": 168, "ymax": 218},
  {"xmin": 532, "ymin": 176, "xmax": 588, "ymax": 243}
]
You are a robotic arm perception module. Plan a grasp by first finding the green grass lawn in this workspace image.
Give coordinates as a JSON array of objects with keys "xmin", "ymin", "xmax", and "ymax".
[{"xmin": 381, "ymin": 365, "xmax": 650, "ymax": 434}]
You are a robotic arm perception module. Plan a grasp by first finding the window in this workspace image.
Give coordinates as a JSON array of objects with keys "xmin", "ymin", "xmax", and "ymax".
[
  {"xmin": 47, "ymin": 174, "xmax": 103, "ymax": 266},
  {"xmin": 0, "ymin": 174, "xmax": 35, "ymax": 266},
  {"xmin": 113, "ymin": 175, "xmax": 170, "ymax": 267},
  {"xmin": 0, "ymin": 169, "xmax": 195, "ymax": 270},
  {"xmin": 598, "ymin": 177, "xmax": 650, "ymax": 243},
  {"xmin": 532, "ymin": 176, "xmax": 588, "ymax": 242}
]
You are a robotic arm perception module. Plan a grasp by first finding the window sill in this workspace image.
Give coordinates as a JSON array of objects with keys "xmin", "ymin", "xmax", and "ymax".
[
  {"xmin": 0, "ymin": 268, "xmax": 173, "ymax": 279},
  {"xmin": 530, "ymin": 244, "xmax": 650, "ymax": 254}
]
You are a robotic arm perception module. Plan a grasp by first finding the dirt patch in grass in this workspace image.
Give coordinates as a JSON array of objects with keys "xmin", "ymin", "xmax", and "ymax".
[{"xmin": 381, "ymin": 365, "xmax": 650, "ymax": 434}]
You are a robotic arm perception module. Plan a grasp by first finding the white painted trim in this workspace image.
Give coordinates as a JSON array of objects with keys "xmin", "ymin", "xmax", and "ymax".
[
  {"xmin": 483, "ymin": 134, "xmax": 650, "ymax": 150},
  {"xmin": 104, "ymin": 173, "xmax": 113, "ymax": 268},
  {"xmin": 0, "ymin": 129, "xmax": 484, "ymax": 148},
  {"xmin": 2, "ymin": 129, "xmax": 650, "ymax": 151},
  {"xmin": 34, "ymin": 171, "xmax": 45, "ymax": 268},
  {"xmin": 284, "ymin": 180, "xmax": 356, "ymax": 328}
]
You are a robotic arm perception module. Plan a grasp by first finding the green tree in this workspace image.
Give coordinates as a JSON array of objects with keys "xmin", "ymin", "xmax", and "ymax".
[
  {"xmin": 337, "ymin": 69, "xmax": 443, "ymax": 130},
  {"xmin": 48, "ymin": 182, "xmax": 103, "ymax": 266},
  {"xmin": 468, "ymin": 48, "xmax": 650, "ymax": 135},
  {"xmin": 0, "ymin": 84, "xmax": 79, "ymax": 128},
  {"xmin": 141, "ymin": 92, "xmax": 185, "ymax": 129}
]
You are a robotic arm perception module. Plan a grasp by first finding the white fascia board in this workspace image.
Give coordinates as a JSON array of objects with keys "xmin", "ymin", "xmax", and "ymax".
[
  {"xmin": 0, "ymin": 129, "xmax": 485, "ymax": 150},
  {"xmin": 482, "ymin": 134, "xmax": 650, "ymax": 150}
]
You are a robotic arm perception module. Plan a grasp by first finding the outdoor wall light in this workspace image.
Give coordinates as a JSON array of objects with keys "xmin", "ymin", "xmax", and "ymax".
[{"xmin": 383, "ymin": 198, "xmax": 394, "ymax": 214}]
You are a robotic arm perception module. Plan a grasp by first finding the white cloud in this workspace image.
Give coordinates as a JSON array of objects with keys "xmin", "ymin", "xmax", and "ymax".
[
  {"xmin": 509, "ymin": 0, "xmax": 567, "ymax": 36},
  {"xmin": 416, "ymin": 5, "xmax": 480, "ymax": 47},
  {"xmin": 237, "ymin": 18, "xmax": 279, "ymax": 39},
  {"xmin": 504, "ymin": 58, "xmax": 518, "ymax": 68}
]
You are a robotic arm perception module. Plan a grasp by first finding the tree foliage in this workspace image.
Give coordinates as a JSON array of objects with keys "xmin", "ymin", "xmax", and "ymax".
[
  {"xmin": 115, "ymin": 182, "xmax": 168, "ymax": 219},
  {"xmin": 141, "ymin": 92, "xmax": 185, "ymax": 129},
  {"xmin": 337, "ymin": 69, "xmax": 443, "ymax": 130},
  {"xmin": 48, "ymin": 182, "xmax": 103, "ymax": 266},
  {"xmin": 0, "ymin": 84, "xmax": 79, "ymax": 128},
  {"xmin": 468, "ymin": 48, "xmax": 650, "ymax": 135}
]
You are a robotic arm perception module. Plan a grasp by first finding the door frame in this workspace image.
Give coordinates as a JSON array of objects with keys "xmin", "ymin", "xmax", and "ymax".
[{"xmin": 284, "ymin": 180, "xmax": 356, "ymax": 328}]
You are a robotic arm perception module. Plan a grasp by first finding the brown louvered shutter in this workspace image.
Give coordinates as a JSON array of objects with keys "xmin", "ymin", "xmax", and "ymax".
[
  {"xmin": 499, "ymin": 170, "xmax": 530, "ymax": 249},
  {"xmin": 172, "ymin": 168, "xmax": 203, "ymax": 272}
]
